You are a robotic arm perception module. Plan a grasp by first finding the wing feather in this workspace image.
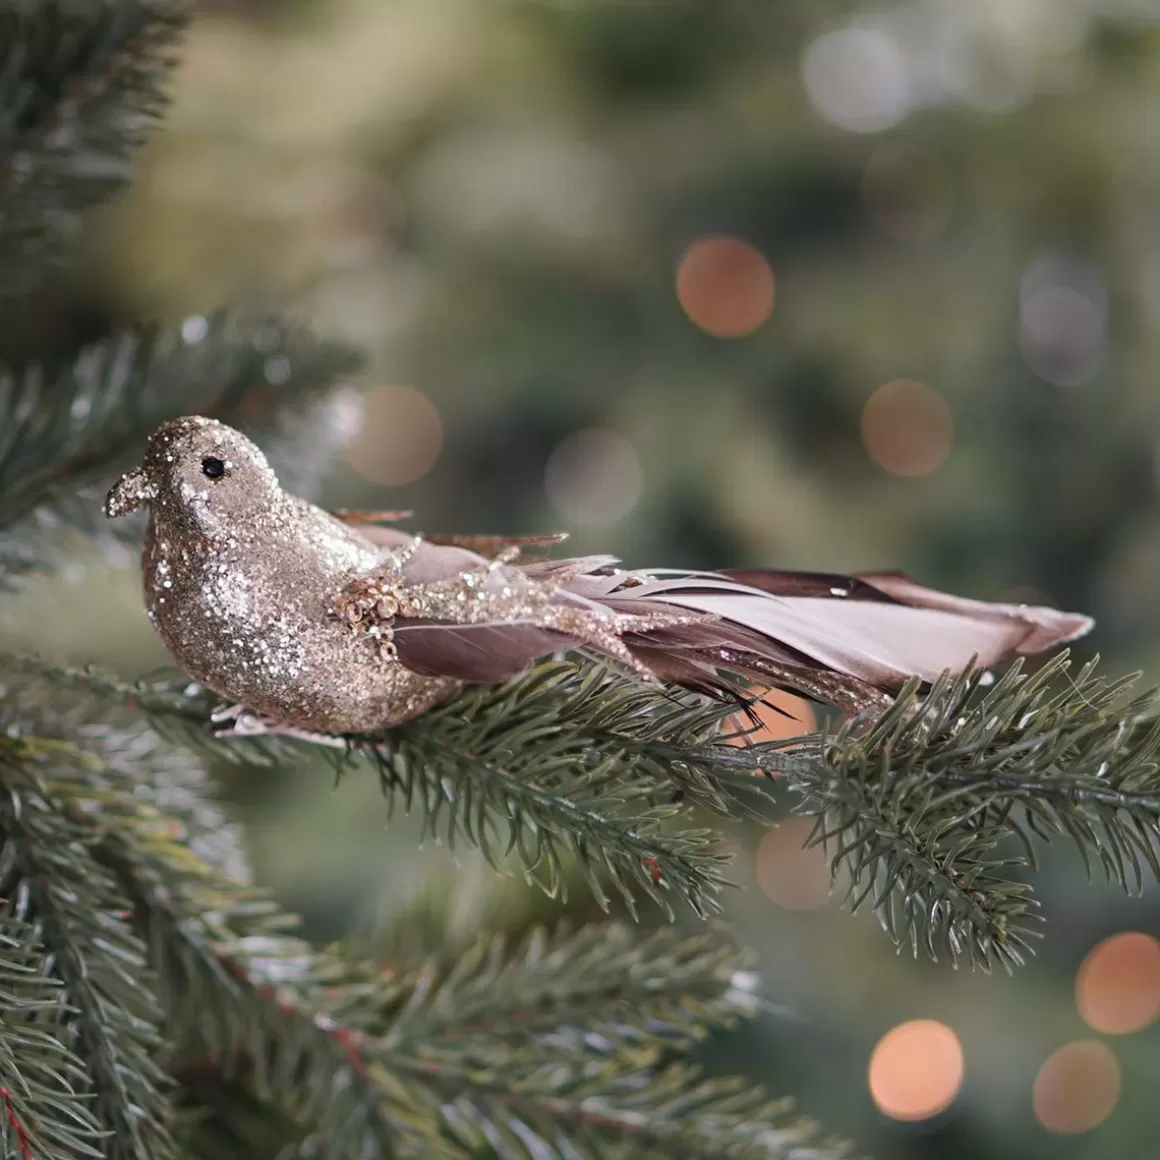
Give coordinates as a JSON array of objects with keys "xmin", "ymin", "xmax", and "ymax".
[{"xmin": 333, "ymin": 534, "xmax": 1093, "ymax": 713}]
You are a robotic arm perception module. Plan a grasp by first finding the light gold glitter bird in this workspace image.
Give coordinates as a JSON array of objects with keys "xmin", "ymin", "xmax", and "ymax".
[{"xmin": 105, "ymin": 416, "xmax": 1094, "ymax": 744}]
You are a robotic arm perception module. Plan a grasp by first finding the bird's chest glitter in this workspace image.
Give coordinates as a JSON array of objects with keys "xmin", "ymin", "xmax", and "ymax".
[{"xmin": 143, "ymin": 528, "xmax": 314, "ymax": 690}]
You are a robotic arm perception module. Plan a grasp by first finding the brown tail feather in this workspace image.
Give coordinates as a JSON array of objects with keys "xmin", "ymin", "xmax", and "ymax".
[
  {"xmin": 604, "ymin": 571, "xmax": 1092, "ymax": 691},
  {"xmin": 367, "ymin": 534, "xmax": 1092, "ymax": 715}
]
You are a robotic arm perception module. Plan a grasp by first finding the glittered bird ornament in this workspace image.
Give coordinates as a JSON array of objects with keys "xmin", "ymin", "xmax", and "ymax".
[{"xmin": 105, "ymin": 416, "xmax": 1094, "ymax": 745}]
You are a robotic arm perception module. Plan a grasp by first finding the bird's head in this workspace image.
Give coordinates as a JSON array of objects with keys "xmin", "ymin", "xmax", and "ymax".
[{"xmin": 104, "ymin": 416, "xmax": 282, "ymax": 532}]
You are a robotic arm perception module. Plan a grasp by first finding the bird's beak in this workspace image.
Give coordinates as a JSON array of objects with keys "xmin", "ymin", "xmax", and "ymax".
[{"xmin": 104, "ymin": 468, "xmax": 156, "ymax": 518}]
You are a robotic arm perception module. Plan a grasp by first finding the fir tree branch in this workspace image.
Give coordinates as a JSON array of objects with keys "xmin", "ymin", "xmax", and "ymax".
[
  {"xmin": 786, "ymin": 653, "xmax": 1160, "ymax": 970},
  {"xmin": 72, "ymin": 723, "xmax": 252, "ymax": 883},
  {"xmin": 56, "ymin": 775, "xmax": 414, "ymax": 1160},
  {"xmin": 341, "ymin": 923, "xmax": 842, "ymax": 1159},
  {"xmin": 2, "ymin": 669, "xmax": 852, "ymax": 1157},
  {"xmin": 0, "ymin": 0, "xmax": 185, "ymax": 289},
  {"xmin": 206, "ymin": 920, "xmax": 827, "ymax": 1160},
  {"xmin": 0, "ymin": 314, "xmax": 362, "ymax": 581},
  {"xmin": 0, "ymin": 693, "xmax": 253, "ymax": 882},
  {"xmin": 366, "ymin": 717, "xmax": 730, "ymax": 921},
  {"xmin": 0, "ymin": 752, "xmax": 175, "ymax": 1160},
  {"xmin": 353, "ymin": 665, "xmax": 792, "ymax": 917},
  {"xmin": 45, "ymin": 744, "xmax": 830, "ymax": 1160},
  {"xmin": 363, "ymin": 924, "xmax": 764, "ymax": 1060},
  {"xmin": 126, "ymin": 876, "xmax": 409, "ymax": 1160},
  {"xmin": 0, "ymin": 912, "xmax": 104, "ymax": 1160},
  {"xmin": 29, "ymin": 645, "xmax": 1160, "ymax": 973},
  {"xmin": 0, "ymin": 655, "xmax": 744, "ymax": 918},
  {"xmin": 394, "ymin": 1059, "xmax": 842, "ymax": 1160},
  {"xmin": 0, "ymin": 653, "xmax": 305, "ymax": 767}
]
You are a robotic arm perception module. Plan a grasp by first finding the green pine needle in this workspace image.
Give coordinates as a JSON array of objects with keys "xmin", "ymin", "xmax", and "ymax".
[
  {"xmin": 787, "ymin": 652, "xmax": 1160, "ymax": 970},
  {"xmin": 0, "ymin": 914, "xmax": 104, "ymax": 1160},
  {"xmin": 403, "ymin": 1059, "xmax": 845, "ymax": 1160},
  {"xmin": 335, "ymin": 923, "xmax": 764, "ymax": 1064},
  {"xmin": 0, "ymin": 653, "xmax": 306, "ymax": 766},
  {"xmin": 0, "ymin": 314, "xmax": 362, "ymax": 557},
  {"xmin": 2, "ymin": 655, "xmax": 753, "ymax": 919},
  {"xmin": 13, "ymin": 645, "xmax": 1160, "ymax": 972},
  {"xmin": 0, "ymin": 753, "xmax": 175, "ymax": 1160},
  {"xmin": 0, "ymin": 0, "xmax": 186, "ymax": 289},
  {"xmin": 57, "ymin": 771, "xmax": 411, "ymax": 1160}
]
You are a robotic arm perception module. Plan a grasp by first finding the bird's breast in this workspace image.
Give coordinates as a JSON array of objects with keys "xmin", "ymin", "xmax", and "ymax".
[
  {"xmin": 145, "ymin": 531, "xmax": 323, "ymax": 690},
  {"xmin": 140, "ymin": 520, "xmax": 433, "ymax": 730}
]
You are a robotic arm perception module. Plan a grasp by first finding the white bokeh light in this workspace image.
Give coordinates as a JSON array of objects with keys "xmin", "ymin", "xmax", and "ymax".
[
  {"xmin": 934, "ymin": 33, "xmax": 1032, "ymax": 112},
  {"xmin": 544, "ymin": 428, "xmax": 642, "ymax": 526},
  {"xmin": 801, "ymin": 26, "xmax": 911, "ymax": 134},
  {"xmin": 1020, "ymin": 255, "xmax": 1107, "ymax": 387}
]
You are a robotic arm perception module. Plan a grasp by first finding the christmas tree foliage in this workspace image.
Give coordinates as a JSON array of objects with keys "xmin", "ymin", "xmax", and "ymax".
[{"xmin": 4, "ymin": 2, "xmax": 1160, "ymax": 1158}]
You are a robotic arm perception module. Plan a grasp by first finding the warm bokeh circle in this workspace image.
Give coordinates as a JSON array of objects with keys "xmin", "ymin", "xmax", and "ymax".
[
  {"xmin": 1076, "ymin": 931, "xmax": 1160, "ymax": 1034},
  {"xmin": 1033, "ymin": 1041, "xmax": 1120, "ymax": 1134},
  {"xmin": 861, "ymin": 379, "xmax": 953, "ymax": 477},
  {"xmin": 347, "ymin": 385, "xmax": 443, "ymax": 487},
  {"xmin": 676, "ymin": 236, "xmax": 775, "ymax": 338},
  {"xmin": 868, "ymin": 1019, "xmax": 964, "ymax": 1122}
]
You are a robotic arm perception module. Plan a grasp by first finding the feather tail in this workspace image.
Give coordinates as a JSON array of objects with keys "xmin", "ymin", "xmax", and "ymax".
[
  {"xmin": 596, "ymin": 569, "xmax": 1092, "ymax": 712},
  {"xmin": 365, "ymin": 533, "xmax": 1092, "ymax": 715}
]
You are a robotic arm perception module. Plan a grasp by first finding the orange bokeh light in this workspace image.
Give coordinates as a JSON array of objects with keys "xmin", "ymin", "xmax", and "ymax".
[
  {"xmin": 1033, "ymin": 1041, "xmax": 1120, "ymax": 1134},
  {"xmin": 1076, "ymin": 932, "xmax": 1160, "ymax": 1035},
  {"xmin": 756, "ymin": 817, "xmax": 831, "ymax": 911},
  {"xmin": 347, "ymin": 385, "xmax": 443, "ymax": 487},
  {"xmin": 676, "ymin": 235, "xmax": 775, "ymax": 338},
  {"xmin": 727, "ymin": 688, "xmax": 816, "ymax": 745},
  {"xmin": 868, "ymin": 1020, "xmax": 964, "ymax": 1122},
  {"xmin": 861, "ymin": 379, "xmax": 953, "ymax": 477}
]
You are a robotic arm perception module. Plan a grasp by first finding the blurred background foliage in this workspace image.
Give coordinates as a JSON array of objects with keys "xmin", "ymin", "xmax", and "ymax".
[{"xmin": 3, "ymin": 0, "xmax": 1160, "ymax": 1155}]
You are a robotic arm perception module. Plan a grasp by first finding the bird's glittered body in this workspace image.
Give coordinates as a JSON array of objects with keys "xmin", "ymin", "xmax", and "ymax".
[
  {"xmin": 106, "ymin": 416, "xmax": 1094, "ymax": 740},
  {"xmin": 139, "ymin": 465, "xmax": 459, "ymax": 732}
]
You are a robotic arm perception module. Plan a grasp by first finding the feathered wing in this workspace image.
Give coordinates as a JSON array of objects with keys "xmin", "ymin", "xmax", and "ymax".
[
  {"xmin": 330, "ymin": 513, "xmax": 1094, "ymax": 713},
  {"xmin": 332, "ymin": 509, "xmax": 569, "ymax": 559}
]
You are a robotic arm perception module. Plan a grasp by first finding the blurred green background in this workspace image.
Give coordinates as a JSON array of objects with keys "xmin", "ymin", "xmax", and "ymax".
[{"xmin": 5, "ymin": 0, "xmax": 1160, "ymax": 1154}]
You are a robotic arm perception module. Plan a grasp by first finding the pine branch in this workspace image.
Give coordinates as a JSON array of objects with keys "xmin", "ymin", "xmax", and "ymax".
[
  {"xmin": 395, "ymin": 1059, "xmax": 841, "ymax": 1160},
  {"xmin": 118, "ymin": 869, "xmax": 409, "ymax": 1160},
  {"xmin": 229, "ymin": 920, "xmax": 829, "ymax": 1160},
  {"xmin": 787, "ymin": 652, "xmax": 1160, "ymax": 970},
  {"xmin": 72, "ymin": 723, "xmax": 252, "ymax": 883},
  {"xmin": 352, "ymin": 666, "xmax": 788, "ymax": 918},
  {"xmin": 338, "ymin": 923, "xmax": 843, "ymax": 1159},
  {"xmin": 30, "ymin": 723, "xmax": 834, "ymax": 1160},
  {"xmin": 0, "ymin": 748, "xmax": 175, "ymax": 1160},
  {"xmin": 0, "ymin": 0, "xmax": 185, "ymax": 290},
  {"xmin": 366, "ymin": 717, "xmax": 730, "ymax": 921},
  {"xmin": 1, "ymin": 656, "xmax": 746, "ymax": 918},
  {"xmin": 0, "ymin": 912, "xmax": 104, "ymax": 1160},
  {"xmin": 26, "ymin": 644, "xmax": 1160, "ymax": 975},
  {"xmin": 364, "ymin": 924, "xmax": 764, "ymax": 1060},
  {"xmin": 174, "ymin": 649, "xmax": 1160, "ymax": 965},
  {"xmin": 0, "ymin": 653, "xmax": 304, "ymax": 766},
  {"xmin": 2, "ymin": 665, "xmax": 850, "ymax": 1157},
  {"xmin": 0, "ymin": 314, "xmax": 363, "ymax": 581},
  {"xmin": 1, "ymin": 678, "xmax": 253, "ymax": 883},
  {"xmin": 56, "ymin": 773, "xmax": 415, "ymax": 1160},
  {"xmin": 353, "ymin": 664, "xmax": 800, "ymax": 919}
]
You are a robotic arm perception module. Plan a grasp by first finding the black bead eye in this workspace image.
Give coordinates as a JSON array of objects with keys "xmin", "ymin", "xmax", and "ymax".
[{"xmin": 201, "ymin": 457, "xmax": 226, "ymax": 479}]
